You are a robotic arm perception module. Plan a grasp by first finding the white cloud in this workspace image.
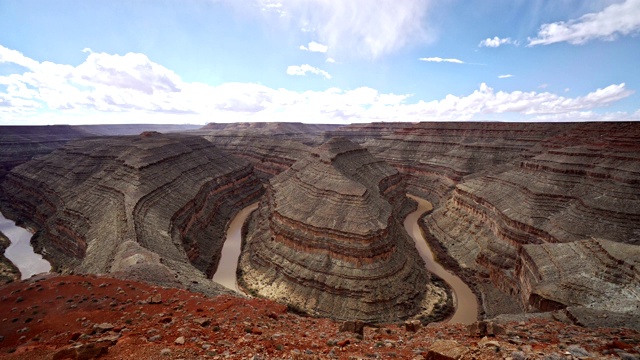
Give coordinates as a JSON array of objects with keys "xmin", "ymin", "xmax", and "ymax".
[
  {"xmin": 255, "ymin": 0, "xmax": 433, "ymax": 59},
  {"xmin": 419, "ymin": 57, "xmax": 464, "ymax": 64},
  {"xmin": 0, "ymin": 45, "xmax": 40, "ymax": 69},
  {"xmin": 528, "ymin": 0, "xmax": 640, "ymax": 46},
  {"xmin": 0, "ymin": 45, "xmax": 636, "ymax": 125},
  {"xmin": 286, "ymin": 64, "xmax": 331, "ymax": 79},
  {"xmin": 299, "ymin": 41, "xmax": 328, "ymax": 53},
  {"xmin": 538, "ymin": 84, "xmax": 549, "ymax": 89},
  {"xmin": 498, "ymin": 74, "xmax": 513, "ymax": 79},
  {"xmin": 325, "ymin": 58, "xmax": 335, "ymax": 63},
  {"xmin": 479, "ymin": 37, "xmax": 518, "ymax": 47}
]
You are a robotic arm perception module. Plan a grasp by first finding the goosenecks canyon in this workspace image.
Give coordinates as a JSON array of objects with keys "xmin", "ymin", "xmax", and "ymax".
[{"xmin": 0, "ymin": 122, "xmax": 638, "ymax": 360}]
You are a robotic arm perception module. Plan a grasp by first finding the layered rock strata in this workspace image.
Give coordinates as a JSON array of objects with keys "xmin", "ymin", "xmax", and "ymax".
[
  {"xmin": 0, "ymin": 125, "xmax": 90, "ymax": 181},
  {"xmin": 517, "ymin": 239, "xmax": 639, "ymax": 313},
  {"xmin": 0, "ymin": 132, "xmax": 263, "ymax": 294},
  {"xmin": 199, "ymin": 122, "xmax": 340, "ymax": 181},
  {"xmin": 239, "ymin": 137, "xmax": 445, "ymax": 323},
  {"xmin": 197, "ymin": 121, "xmax": 640, "ymax": 325}
]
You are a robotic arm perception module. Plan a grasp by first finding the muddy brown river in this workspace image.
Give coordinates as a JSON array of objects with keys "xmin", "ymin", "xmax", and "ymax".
[
  {"xmin": 405, "ymin": 194, "xmax": 478, "ymax": 324},
  {"xmin": 0, "ymin": 211, "xmax": 51, "ymax": 279},
  {"xmin": 214, "ymin": 196, "xmax": 478, "ymax": 324},
  {"xmin": 212, "ymin": 202, "xmax": 259, "ymax": 291}
]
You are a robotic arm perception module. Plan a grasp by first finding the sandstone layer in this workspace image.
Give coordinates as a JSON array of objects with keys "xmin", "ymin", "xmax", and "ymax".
[
  {"xmin": 0, "ymin": 132, "xmax": 263, "ymax": 294},
  {"xmin": 198, "ymin": 122, "xmax": 338, "ymax": 181},
  {"xmin": 335, "ymin": 122, "xmax": 640, "ymax": 326},
  {"xmin": 202, "ymin": 121, "xmax": 640, "ymax": 328},
  {"xmin": 0, "ymin": 125, "xmax": 90, "ymax": 181},
  {"xmin": 239, "ymin": 137, "xmax": 446, "ymax": 323}
]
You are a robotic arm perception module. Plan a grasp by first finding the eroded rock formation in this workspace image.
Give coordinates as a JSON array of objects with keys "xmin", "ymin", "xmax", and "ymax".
[
  {"xmin": 0, "ymin": 125, "xmax": 90, "ymax": 181},
  {"xmin": 0, "ymin": 132, "xmax": 263, "ymax": 294},
  {"xmin": 202, "ymin": 121, "xmax": 640, "ymax": 327},
  {"xmin": 239, "ymin": 137, "xmax": 448, "ymax": 322},
  {"xmin": 198, "ymin": 122, "xmax": 337, "ymax": 181}
]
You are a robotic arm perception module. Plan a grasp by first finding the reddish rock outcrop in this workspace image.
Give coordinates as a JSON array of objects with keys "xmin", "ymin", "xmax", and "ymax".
[
  {"xmin": 0, "ymin": 133, "xmax": 263, "ymax": 294},
  {"xmin": 239, "ymin": 137, "xmax": 447, "ymax": 323}
]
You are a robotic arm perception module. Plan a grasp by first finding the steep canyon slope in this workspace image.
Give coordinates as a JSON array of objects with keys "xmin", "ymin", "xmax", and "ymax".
[
  {"xmin": 238, "ymin": 137, "xmax": 449, "ymax": 322},
  {"xmin": 203, "ymin": 122, "xmax": 640, "ymax": 327},
  {"xmin": 0, "ymin": 132, "xmax": 263, "ymax": 295},
  {"xmin": 1, "ymin": 121, "xmax": 639, "ymax": 329}
]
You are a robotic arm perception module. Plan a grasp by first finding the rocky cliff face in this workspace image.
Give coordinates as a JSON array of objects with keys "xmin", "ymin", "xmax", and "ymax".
[
  {"xmin": 332, "ymin": 122, "xmax": 640, "ymax": 324},
  {"xmin": 203, "ymin": 121, "xmax": 640, "ymax": 327},
  {"xmin": 238, "ymin": 137, "xmax": 448, "ymax": 323},
  {"xmin": 198, "ymin": 122, "xmax": 338, "ymax": 181},
  {"xmin": 0, "ymin": 125, "xmax": 91, "ymax": 181},
  {"xmin": 517, "ymin": 239, "xmax": 640, "ymax": 313},
  {"xmin": 0, "ymin": 132, "xmax": 263, "ymax": 294}
]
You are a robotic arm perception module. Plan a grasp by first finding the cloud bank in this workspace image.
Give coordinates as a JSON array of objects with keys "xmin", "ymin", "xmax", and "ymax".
[
  {"xmin": 0, "ymin": 45, "xmax": 635, "ymax": 124},
  {"xmin": 258, "ymin": 0, "xmax": 433, "ymax": 59},
  {"xmin": 528, "ymin": 0, "xmax": 640, "ymax": 46}
]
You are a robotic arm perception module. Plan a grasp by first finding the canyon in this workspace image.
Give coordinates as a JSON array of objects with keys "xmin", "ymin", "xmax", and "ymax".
[
  {"xmin": 0, "ymin": 131, "xmax": 263, "ymax": 297},
  {"xmin": 1, "ymin": 121, "xmax": 639, "ymax": 333},
  {"xmin": 238, "ymin": 137, "xmax": 446, "ymax": 323}
]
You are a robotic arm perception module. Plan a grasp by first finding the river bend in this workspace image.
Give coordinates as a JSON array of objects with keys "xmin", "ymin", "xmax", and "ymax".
[
  {"xmin": 213, "ymin": 196, "xmax": 478, "ymax": 324},
  {"xmin": 0, "ymin": 211, "xmax": 51, "ymax": 279}
]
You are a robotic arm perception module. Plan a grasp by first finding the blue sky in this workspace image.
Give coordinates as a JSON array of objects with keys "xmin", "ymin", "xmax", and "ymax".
[{"xmin": 1, "ymin": 0, "xmax": 639, "ymax": 124}]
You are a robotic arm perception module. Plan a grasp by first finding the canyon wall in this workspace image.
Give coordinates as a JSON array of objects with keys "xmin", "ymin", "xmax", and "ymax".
[
  {"xmin": 238, "ymin": 137, "xmax": 448, "ymax": 322},
  {"xmin": 2, "ymin": 121, "xmax": 638, "ymax": 326},
  {"xmin": 202, "ymin": 122, "xmax": 640, "ymax": 325},
  {"xmin": 0, "ymin": 132, "xmax": 263, "ymax": 294},
  {"xmin": 0, "ymin": 125, "xmax": 91, "ymax": 181}
]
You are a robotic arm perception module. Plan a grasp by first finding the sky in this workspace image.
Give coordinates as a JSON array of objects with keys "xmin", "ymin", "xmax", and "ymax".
[{"xmin": 1, "ymin": 0, "xmax": 639, "ymax": 125}]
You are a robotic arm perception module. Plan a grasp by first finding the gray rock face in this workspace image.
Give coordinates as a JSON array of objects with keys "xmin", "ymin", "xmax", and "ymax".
[
  {"xmin": 518, "ymin": 239, "xmax": 640, "ymax": 313},
  {"xmin": 0, "ymin": 132, "xmax": 263, "ymax": 293},
  {"xmin": 239, "ymin": 137, "xmax": 437, "ymax": 323}
]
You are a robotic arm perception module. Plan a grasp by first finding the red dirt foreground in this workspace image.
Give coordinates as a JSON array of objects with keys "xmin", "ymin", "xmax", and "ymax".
[{"xmin": 1, "ymin": 274, "xmax": 639, "ymax": 360}]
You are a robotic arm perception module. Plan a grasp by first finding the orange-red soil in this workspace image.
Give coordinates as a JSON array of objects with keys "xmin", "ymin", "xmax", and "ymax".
[{"xmin": 1, "ymin": 274, "xmax": 638, "ymax": 359}]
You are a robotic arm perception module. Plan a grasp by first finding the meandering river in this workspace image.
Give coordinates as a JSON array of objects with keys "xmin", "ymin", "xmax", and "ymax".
[
  {"xmin": 214, "ymin": 195, "xmax": 478, "ymax": 324},
  {"xmin": 0, "ymin": 211, "xmax": 51, "ymax": 279},
  {"xmin": 212, "ymin": 202, "xmax": 259, "ymax": 291},
  {"xmin": 405, "ymin": 194, "xmax": 478, "ymax": 324}
]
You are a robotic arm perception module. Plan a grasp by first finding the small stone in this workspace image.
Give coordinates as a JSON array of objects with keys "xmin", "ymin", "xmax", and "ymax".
[
  {"xmin": 336, "ymin": 339, "xmax": 350, "ymax": 347},
  {"xmin": 148, "ymin": 294, "xmax": 162, "ymax": 304},
  {"xmin": 467, "ymin": 321, "xmax": 487, "ymax": 337},
  {"xmin": 174, "ymin": 336, "xmax": 185, "ymax": 345},
  {"xmin": 486, "ymin": 321, "xmax": 505, "ymax": 336},
  {"xmin": 94, "ymin": 322, "xmax": 115, "ymax": 333},
  {"xmin": 566, "ymin": 345, "xmax": 591, "ymax": 358},
  {"xmin": 339, "ymin": 320, "xmax": 364, "ymax": 336},
  {"xmin": 148, "ymin": 335, "xmax": 162, "ymax": 342},
  {"xmin": 405, "ymin": 319, "xmax": 421, "ymax": 332},
  {"xmin": 427, "ymin": 340, "xmax": 469, "ymax": 360},
  {"xmin": 193, "ymin": 317, "xmax": 211, "ymax": 327},
  {"xmin": 478, "ymin": 337, "xmax": 501, "ymax": 348},
  {"xmin": 160, "ymin": 348, "xmax": 171, "ymax": 356}
]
